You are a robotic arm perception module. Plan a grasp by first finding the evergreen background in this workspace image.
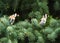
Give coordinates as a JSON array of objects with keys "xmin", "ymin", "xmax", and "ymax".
[{"xmin": 0, "ymin": 0, "xmax": 60, "ymax": 43}]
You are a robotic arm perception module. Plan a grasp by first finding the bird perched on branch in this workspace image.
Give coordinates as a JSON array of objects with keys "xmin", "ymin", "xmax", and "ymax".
[
  {"xmin": 39, "ymin": 14, "xmax": 48, "ymax": 26},
  {"xmin": 9, "ymin": 13, "xmax": 19, "ymax": 25}
]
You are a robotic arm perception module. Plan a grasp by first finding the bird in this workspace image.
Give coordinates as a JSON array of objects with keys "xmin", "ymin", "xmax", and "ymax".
[
  {"xmin": 9, "ymin": 13, "xmax": 19, "ymax": 25},
  {"xmin": 39, "ymin": 14, "xmax": 48, "ymax": 26}
]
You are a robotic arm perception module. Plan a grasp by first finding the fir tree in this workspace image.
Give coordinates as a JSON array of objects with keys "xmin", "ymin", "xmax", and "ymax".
[{"xmin": 0, "ymin": 0, "xmax": 60, "ymax": 43}]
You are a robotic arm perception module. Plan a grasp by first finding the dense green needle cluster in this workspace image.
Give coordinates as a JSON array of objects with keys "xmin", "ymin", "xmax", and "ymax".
[
  {"xmin": 0, "ymin": 0, "xmax": 60, "ymax": 43},
  {"xmin": 0, "ymin": 15, "xmax": 60, "ymax": 43}
]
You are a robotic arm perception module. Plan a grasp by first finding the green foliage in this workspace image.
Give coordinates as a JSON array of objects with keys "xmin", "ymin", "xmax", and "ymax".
[
  {"xmin": 43, "ymin": 27, "xmax": 54, "ymax": 34},
  {"xmin": 54, "ymin": 1, "xmax": 60, "ymax": 10},
  {"xmin": 17, "ymin": 32, "xmax": 25, "ymax": 40},
  {"xmin": 31, "ymin": 18, "xmax": 38, "ymax": 26},
  {"xmin": 0, "ymin": 38, "xmax": 18, "ymax": 43},
  {"xmin": 0, "ymin": 37, "xmax": 8, "ymax": 43},
  {"xmin": 16, "ymin": 20, "xmax": 32, "ymax": 28},
  {"xmin": 55, "ymin": 28, "xmax": 60, "ymax": 34},
  {"xmin": 36, "ymin": 36, "xmax": 45, "ymax": 43},
  {"xmin": 0, "ymin": 14, "xmax": 60, "ymax": 43},
  {"xmin": 31, "ymin": 18, "xmax": 41, "ymax": 30},
  {"xmin": 49, "ymin": 17, "xmax": 59, "ymax": 28},
  {"xmin": 47, "ymin": 32, "xmax": 57, "ymax": 41},
  {"xmin": 0, "ymin": 0, "xmax": 60, "ymax": 43},
  {"xmin": 29, "ymin": 11, "xmax": 42, "ymax": 20}
]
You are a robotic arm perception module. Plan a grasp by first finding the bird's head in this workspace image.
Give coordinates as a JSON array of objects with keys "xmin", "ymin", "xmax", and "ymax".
[{"xmin": 14, "ymin": 13, "xmax": 19, "ymax": 17}]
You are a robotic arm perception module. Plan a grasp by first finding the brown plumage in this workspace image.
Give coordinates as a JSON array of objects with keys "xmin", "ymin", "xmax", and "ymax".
[{"xmin": 9, "ymin": 13, "xmax": 19, "ymax": 25}]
